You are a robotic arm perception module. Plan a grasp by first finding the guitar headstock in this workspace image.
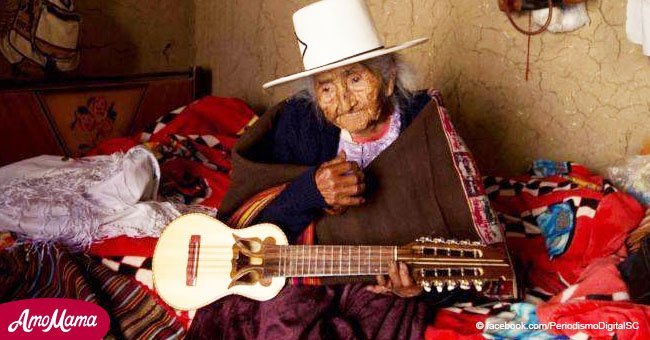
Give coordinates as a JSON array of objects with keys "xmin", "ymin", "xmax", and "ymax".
[{"xmin": 403, "ymin": 237, "xmax": 516, "ymax": 297}]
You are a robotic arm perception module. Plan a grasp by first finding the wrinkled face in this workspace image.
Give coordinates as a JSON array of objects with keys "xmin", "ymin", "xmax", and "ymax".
[{"xmin": 313, "ymin": 63, "xmax": 386, "ymax": 134}]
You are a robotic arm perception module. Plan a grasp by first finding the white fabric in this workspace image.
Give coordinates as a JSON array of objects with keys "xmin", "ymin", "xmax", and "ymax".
[
  {"xmin": 0, "ymin": 146, "xmax": 180, "ymax": 248},
  {"xmin": 262, "ymin": 0, "xmax": 427, "ymax": 88},
  {"xmin": 337, "ymin": 108, "xmax": 401, "ymax": 169},
  {"xmin": 627, "ymin": 0, "xmax": 650, "ymax": 56},
  {"xmin": 532, "ymin": 3, "xmax": 589, "ymax": 33}
]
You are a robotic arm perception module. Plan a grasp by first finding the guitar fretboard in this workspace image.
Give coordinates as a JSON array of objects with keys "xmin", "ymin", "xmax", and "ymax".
[{"xmin": 263, "ymin": 245, "xmax": 398, "ymax": 277}]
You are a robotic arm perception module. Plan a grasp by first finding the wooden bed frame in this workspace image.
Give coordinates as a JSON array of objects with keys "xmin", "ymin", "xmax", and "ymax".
[{"xmin": 0, "ymin": 68, "xmax": 201, "ymax": 166}]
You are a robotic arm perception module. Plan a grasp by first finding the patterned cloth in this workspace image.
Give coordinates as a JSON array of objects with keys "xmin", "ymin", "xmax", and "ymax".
[
  {"xmin": 0, "ymin": 146, "xmax": 180, "ymax": 248},
  {"xmin": 430, "ymin": 90, "xmax": 503, "ymax": 244},
  {"xmin": 537, "ymin": 256, "xmax": 650, "ymax": 340},
  {"xmin": 484, "ymin": 161, "xmax": 644, "ymax": 296},
  {"xmin": 0, "ymin": 244, "xmax": 185, "ymax": 339},
  {"xmin": 1, "ymin": 96, "xmax": 258, "ymax": 334}
]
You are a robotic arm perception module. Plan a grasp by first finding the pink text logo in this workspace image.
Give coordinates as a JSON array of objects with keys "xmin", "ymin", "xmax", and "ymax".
[{"xmin": 0, "ymin": 298, "xmax": 109, "ymax": 339}]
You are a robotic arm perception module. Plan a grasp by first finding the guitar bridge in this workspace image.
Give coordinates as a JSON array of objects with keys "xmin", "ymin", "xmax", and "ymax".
[{"xmin": 187, "ymin": 235, "xmax": 201, "ymax": 286}]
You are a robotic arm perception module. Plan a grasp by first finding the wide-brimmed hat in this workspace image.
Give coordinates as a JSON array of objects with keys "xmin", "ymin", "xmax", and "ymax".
[{"xmin": 262, "ymin": 0, "xmax": 428, "ymax": 89}]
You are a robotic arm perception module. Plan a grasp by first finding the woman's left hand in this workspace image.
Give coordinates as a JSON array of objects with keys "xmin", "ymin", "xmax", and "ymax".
[{"xmin": 366, "ymin": 262, "xmax": 423, "ymax": 298}]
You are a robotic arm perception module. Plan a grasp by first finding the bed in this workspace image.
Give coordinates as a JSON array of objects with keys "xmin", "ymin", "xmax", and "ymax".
[
  {"xmin": 0, "ymin": 69, "xmax": 228, "ymax": 338},
  {"xmin": 1, "ymin": 71, "xmax": 649, "ymax": 340}
]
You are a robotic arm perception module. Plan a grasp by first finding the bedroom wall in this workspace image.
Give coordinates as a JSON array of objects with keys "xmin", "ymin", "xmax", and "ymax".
[
  {"xmin": 196, "ymin": 0, "xmax": 650, "ymax": 175},
  {"xmin": 0, "ymin": 0, "xmax": 194, "ymax": 80}
]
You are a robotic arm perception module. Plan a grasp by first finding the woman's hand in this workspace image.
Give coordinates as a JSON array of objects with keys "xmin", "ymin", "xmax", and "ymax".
[
  {"xmin": 315, "ymin": 151, "xmax": 365, "ymax": 212},
  {"xmin": 366, "ymin": 262, "xmax": 423, "ymax": 298}
]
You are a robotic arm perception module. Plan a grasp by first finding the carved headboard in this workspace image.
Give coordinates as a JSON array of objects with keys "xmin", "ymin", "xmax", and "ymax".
[{"xmin": 0, "ymin": 69, "xmax": 198, "ymax": 166}]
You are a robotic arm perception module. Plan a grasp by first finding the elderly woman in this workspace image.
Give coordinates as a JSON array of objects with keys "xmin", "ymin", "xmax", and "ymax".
[{"xmin": 191, "ymin": 0, "xmax": 503, "ymax": 338}]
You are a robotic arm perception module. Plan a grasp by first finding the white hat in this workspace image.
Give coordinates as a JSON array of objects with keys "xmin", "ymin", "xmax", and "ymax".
[{"xmin": 262, "ymin": 0, "xmax": 428, "ymax": 89}]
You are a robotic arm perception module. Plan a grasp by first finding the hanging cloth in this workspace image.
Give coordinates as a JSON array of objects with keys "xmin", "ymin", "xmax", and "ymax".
[{"xmin": 627, "ymin": 0, "xmax": 650, "ymax": 56}]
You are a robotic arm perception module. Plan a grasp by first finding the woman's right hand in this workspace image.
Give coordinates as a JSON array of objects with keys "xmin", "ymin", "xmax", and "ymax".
[{"xmin": 315, "ymin": 151, "xmax": 365, "ymax": 212}]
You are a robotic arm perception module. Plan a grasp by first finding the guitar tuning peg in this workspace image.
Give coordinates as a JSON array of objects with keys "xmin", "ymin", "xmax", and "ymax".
[
  {"xmin": 459, "ymin": 280, "xmax": 471, "ymax": 290},
  {"xmin": 421, "ymin": 281, "xmax": 432, "ymax": 292},
  {"xmin": 446, "ymin": 280, "xmax": 457, "ymax": 291},
  {"xmin": 473, "ymin": 280, "xmax": 483, "ymax": 292},
  {"xmin": 434, "ymin": 280, "xmax": 444, "ymax": 293}
]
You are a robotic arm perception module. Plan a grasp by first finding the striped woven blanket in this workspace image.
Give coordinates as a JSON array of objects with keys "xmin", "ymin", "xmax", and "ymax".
[{"xmin": 0, "ymin": 243, "xmax": 185, "ymax": 339}]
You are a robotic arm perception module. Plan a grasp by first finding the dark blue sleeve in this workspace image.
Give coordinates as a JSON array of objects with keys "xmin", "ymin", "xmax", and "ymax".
[
  {"xmin": 252, "ymin": 97, "xmax": 336, "ymax": 243},
  {"xmin": 254, "ymin": 167, "xmax": 328, "ymax": 242}
]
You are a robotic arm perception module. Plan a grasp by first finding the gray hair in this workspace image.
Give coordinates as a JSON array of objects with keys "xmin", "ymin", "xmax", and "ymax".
[{"xmin": 292, "ymin": 54, "xmax": 418, "ymax": 112}]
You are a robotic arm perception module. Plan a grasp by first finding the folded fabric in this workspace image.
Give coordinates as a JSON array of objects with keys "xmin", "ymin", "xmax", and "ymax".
[
  {"xmin": 484, "ymin": 161, "xmax": 645, "ymax": 295},
  {"xmin": 0, "ymin": 243, "xmax": 186, "ymax": 338},
  {"xmin": 0, "ymin": 146, "xmax": 179, "ymax": 248},
  {"xmin": 627, "ymin": 0, "xmax": 650, "ymax": 56},
  {"xmin": 537, "ymin": 256, "xmax": 650, "ymax": 340}
]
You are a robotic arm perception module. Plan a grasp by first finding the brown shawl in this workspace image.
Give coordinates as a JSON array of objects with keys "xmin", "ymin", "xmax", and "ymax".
[{"xmin": 219, "ymin": 99, "xmax": 494, "ymax": 246}]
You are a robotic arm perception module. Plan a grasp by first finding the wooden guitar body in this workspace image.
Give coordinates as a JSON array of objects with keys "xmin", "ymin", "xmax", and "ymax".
[{"xmin": 152, "ymin": 214, "xmax": 288, "ymax": 310}]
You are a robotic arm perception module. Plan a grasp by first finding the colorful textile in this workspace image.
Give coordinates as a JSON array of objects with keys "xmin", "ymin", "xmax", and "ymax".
[
  {"xmin": 537, "ymin": 256, "xmax": 650, "ymax": 340},
  {"xmin": 427, "ymin": 302, "xmax": 509, "ymax": 339},
  {"xmin": 0, "ymin": 146, "xmax": 179, "ymax": 248},
  {"xmin": 0, "ymin": 244, "xmax": 186, "ymax": 338},
  {"xmin": 536, "ymin": 202, "xmax": 575, "ymax": 258},
  {"xmin": 88, "ymin": 96, "xmax": 256, "ymax": 257},
  {"xmin": 0, "ymin": 96, "xmax": 252, "ymax": 332},
  {"xmin": 88, "ymin": 96, "xmax": 256, "ymax": 209},
  {"xmin": 430, "ymin": 90, "xmax": 503, "ymax": 245},
  {"xmin": 228, "ymin": 184, "xmax": 288, "ymax": 229},
  {"xmin": 484, "ymin": 162, "xmax": 644, "ymax": 295}
]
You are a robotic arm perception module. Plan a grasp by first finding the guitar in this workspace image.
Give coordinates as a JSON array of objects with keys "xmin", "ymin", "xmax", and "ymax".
[{"xmin": 152, "ymin": 213, "xmax": 517, "ymax": 311}]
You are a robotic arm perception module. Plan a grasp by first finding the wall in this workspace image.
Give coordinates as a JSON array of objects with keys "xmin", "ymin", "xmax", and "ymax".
[
  {"xmin": 195, "ymin": 0, "xmax": 650, "ymax": 175},
  {"xmin": 0, "ymin": 0, "xmax": 194, "ymax": 80},
  {"xmin": 449, "ymin": 0, "xmax": 650, "ymax": 175}
]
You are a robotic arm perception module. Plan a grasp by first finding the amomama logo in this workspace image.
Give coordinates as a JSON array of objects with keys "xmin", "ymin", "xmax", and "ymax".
[{"xmin": 0, "ymin": 298, "xmax": 109, "ymax": 339}]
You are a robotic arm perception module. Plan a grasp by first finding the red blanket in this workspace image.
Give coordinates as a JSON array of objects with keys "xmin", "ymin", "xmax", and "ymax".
[{"xmin": 427, "ymin": 164, "xmax": 649, "ymax": 339}]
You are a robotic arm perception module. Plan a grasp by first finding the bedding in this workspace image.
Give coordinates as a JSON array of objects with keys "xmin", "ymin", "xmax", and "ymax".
[
  {"xmin": 0, "ymin": 96, "xmax": 256, "ymax": 335},
  {"xmin": 1, "ymin": 94, "xmax": 649, "ymax": 339},
  {"xmin": 0, "ymin": 146, "xmax": 179, "ymax": 248},
  {"xmin": 0, "ymin": 243, "xmax": 186, "ymax": 338}
]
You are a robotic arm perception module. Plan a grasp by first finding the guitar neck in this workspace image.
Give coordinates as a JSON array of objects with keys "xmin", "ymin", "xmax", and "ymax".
[{"xmin": 263, "ymin": 245, "xmax": 404, "ymax": 277}]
